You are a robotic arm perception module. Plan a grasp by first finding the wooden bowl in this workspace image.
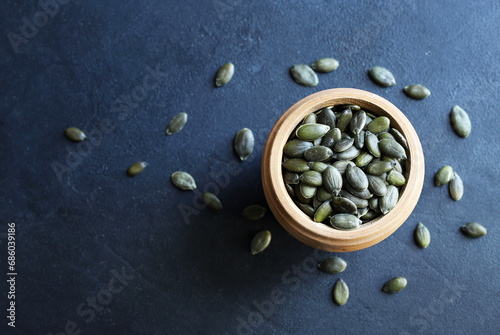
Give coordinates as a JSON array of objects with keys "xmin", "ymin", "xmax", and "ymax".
[{"xmin": 262, "ymin": 88, "xmax": 425, "ymax": 252}]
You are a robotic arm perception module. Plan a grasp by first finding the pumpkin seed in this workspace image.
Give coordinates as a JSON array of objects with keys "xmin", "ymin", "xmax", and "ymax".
[
  {"xmin": 382, "ymin": 156, "xmax": 403, "ymax": 174},
  {"xmin": 65, "ymin": 127, "xmax": 86, "ymax": 142},
  {"xmin": 290, "ymin": 64, "xmax": 318, "ymax": 87},
  {"xmin": 404, "ymin": 84, "xmax": 430, "ymax": 100},
  {"xmin": 251, "ymin": 230, "xmax": 271, "ymax": 255},
  {"xmin": 320, "ymin": 129, "xmax": 336, "ymax": 147},
  {"xmin": 234, "ymin": 128, "xmax": 254, "ymax": 161},
  {"xmin": 369, "ymin": 198, "xmax": 380, "ymax": 213},
  {"xmin": 283, "ymin": 158, "xmax": 310, "ymax": 172},
  {"xmin": 333, "ymin": 279, "xmax": 349, "ymax": 306},
  {"xmin": 354, "ymin": 130, "xmax": 365, "ymax": 149},
  {"xmin": 379, "ymin": 139, "xmax": 407, "ymax": 159},
  {"xmin": 314, "ymin": 200, "xmax": 333, "ymax": 222},
  {"xmin": 449, "ymin": 172, "xmax": 463, "ymax": 201},
  {"xmin": 203, "ymin": 193, "xmax": 223, "ymax": 211},
  {"xmin": 379, "ymin": 185, "xmax": 399, "ymax": 214},
  {"xmin": 361, "ymin": 210, "xmax": 379, "ymax": 221},
  {"xmin": 311, "ymin": 58, "xmax": 339, "ymax": 73},
  {"xmin": 343, "ymin": 182, "xmax": 373, "ymax": 200},
  {"xmin": 366, "ymin": 161, "xmax": 395, "ymax": 175},
  {"xmin": 295, "ymin": 184, "xmax": 311, "ymax": 204},
  {"xmin": 331, "ymin": 145, "xmax": 361, "ymax": 160},
  {"xmin": 294, "ymin": 201, "xmax": 315, "ymax": 217},
  {"xmin": 243, "ymin": 205, "xmax": 267, "ymax": 220},
  {"xmin": 369, "ymin": 66, "xmax": 396, "ymax": 87},
  {"xmin": 346, "ymin": 164, "xmax": 369, "ymax": 191},
  {"xmin": 215, "ymin": 62, "xmax": 234, "ymax": 87},
  {"xmin": 365, "ymin": 131, "xmax": 381, "ymax": 157},
  {"xmin": 414, "ymin": 222, "xmax": 430, "ymax": 248},
  {"xmin": 299, "ymin": 170, "xmax": 323, "ymax": 186},
  {"xmin": 302, "ymin": 113, "xmax": 317, "ymax": 125},
  {"xmin": 317, "ymin": 107, "xmax": 336, "ymax": 128},
  {"xmin": 382, "ymin": 277, "xmax": 407, "ymax": 294},
  {"xmin": 317, "ymin": 186, "xmax": 333, "ymax": 202},
  {"xmin": 300, "ymin": 183, "xmax": 317, "ymax": 199},
  {"xmin": 332, "ymin": 160, "xmax": 355, "ymax": 174},
  {"xmin": 171, "ymin": 171, "xmax": 197, "ymax": 190},
  {"xmin": 390, "ymin": 128, "xmax": 409, "ymax": 150},
  {"xmin": 450, "ymin": 105, "xmax": 471, "ymax": 138},
  {"xmin": 127, "ymin": 161, "xmax": 148, "ymax": 176},
  {"xmin": 296, "ymin": 123, "xmax": 330, "ymax": 141},
  {"xmin": 377, "ymin": 132, "xmax": 394, "ymax": 141},
  {"xmin": 339, "ymin": 190, "xmax": 369, "ymax": 208},
  {"xmin": 367, "ymin": 175, "xmax": 388, "ymax": 197},
  {"xmin": 285, "ymin": 183, "xmax": 295, "ymax": 198},
  {"xmin": 366, "ymin": 116, "xmax": 390, "ymax": 134},
  {"xmin": 318, "ymin": 257, "xmax": 347, "ymax": 274},
  {"xmin": 336, "ymin": 108, "xmax": 353, "ymax": 132},
  {"xmin": 334, "ymin": 138, "xmax": 355, "ymax": 152},
  {"xmin": 330, "ymin": 214, "xmax": 361, "ymax": 230},
  {"xmin": 308, "ymin": 161, "xmax": 329, "ymax": 173},
  {"xmin": 284, "ymin": 139, "xmax": 314, "ymax": 157},
  {"xmin": 283, "ymin": 171, "xmax": 300, "ymax": 184},
  {"xmin": 166, "ymin": 112, "xmax": 188, "ymax": 135},
  {"xmin": 357, "ymin": 207, "xmax": 369, "ymax": 218},
  {"xmin": 349, "ymin": 110, "xmax": 366, "ymax": 134},
  {"xmin": 331, "ymin": 196, "xmax": 358, "ymax": 215},
  {"xmin": 304, "ymin": 146, "xmax": 333, "ymax": 161},
  {"xmin": 355, "ymin": 151, "xmax": 374, "ymax": 167},
  {"xmin": 461, "ymin": 222, "xmax": 487, "ymax": 238},
  {"xmin": 323, "ymin": 166, "xmax": 343, "ymax": 196},
  {"xmin": 387, "ymin": 169, "xmax": 406, "ymax": 186},
  {"xmin": 434, "ymin": 165, "xmax": 453, "ymax": 186}
]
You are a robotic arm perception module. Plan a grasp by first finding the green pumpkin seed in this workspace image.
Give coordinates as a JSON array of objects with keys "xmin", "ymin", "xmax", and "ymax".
[
  {"xmin": 369, "ymin": 66, "xmax": 396, "ymax": 87},
  {"xmin": 357, "ymin": 207, "xmax": 369, "ymax": 218},
  {"xmin": 367, "ymin": 174, "xmax": 388, "ymax": 197},
  {"xmin": 290, "ymin": 64, "xmax": 318, "ymax": 87},
  {"xmin": 339, "ymin": 190, "xmax": 369, "ymax": 208},
  {"xmin": 295, "ymin": 184, "xmax": 311, "ymax": 204},
  {"xmin": 382, "ymin": 156, "xmax": 403, "ymax": 174},
  {"xmin": 331, "ymin": 145, "xmax": 361, "ymax": 160},
  {"xmin": 379, "ymin": 139, "xmax": 407, "ymax": 159},
  {"xmin": 336, "ymin": 109, "xmax": 353, "ymax": 132},
  {"xmin": 302, "ymin": 113, "xmax": 317, "ymax": 125},
  {"xmin": 320, "ymin": 129, "xmax": 336, "ymax": 147},
  {"xmin": 304, "ymin": 146, "xmax": 333, "ymax": 161},
  {"xmin": 379, "ymin": 185, "xmax": 398, "ymax": 214},
  {"xmin": 333, "ymin": 138, "xmax": 354, "ymax": 153},
  {"xmin": 312, "ymin": 195, "xmax": 322, "ymax": 211},
  {"xmin": 283, "ymin": 158, "xmax": 310, "ymax": 172},
  {"xmin": 366, "ymin": 161, "xmax": 395, "ymax": 175},
  {"xmin": 366, "ymin": 116, "xmax": 390, "ymax": 134},
  {"xmin": 434, "ymin": 165, "xmax": 453, "ymax": 186},
  {"xmin": 333, "ymin": 279, "xmax": 349, "ymax": 306},
  {"xmin": 203, "ymin": 193, "xmax": 223, "ymax": 211},
  {"xmin": 323, "ymin": 166, "xmax": 343, "ymax": 196},
  {"xmin": 251, "ymin": 230, "xmax": 271, "ymax": 255},
  {"xmin": 215, "ymin": 62, "xmax": 234, "ymax": 87},
  {"xmin": 243, "ymin": 205, "xmax": 267, "ymax": 220},
  {"xmin": 318, "ymin": 257, "xmax": 347, "ymax": 274},
  {"xmin": 330, "ymin": 214, "xmax": 361, "ymax": 230},
  {"xmin": 127, "ymin": 161, "xmax": 148, "ymax": 176},
  {"xmin": 166, "ymin": 112, "xmax": 188, "ymax": 135},
  {"xmin": 382, "ymin": 277, "xmax": 407, "ymax": 294},
  {"xmin": 294, "ymin": 201, "xmax": 315, "ymax": 217},
  {"xmin": 234, "ymin": 128, "xmax": 254, "ymax": 161},
  {"xmin": 461, "ymin": 222, "xmax": 487, "ymax": 238},
  {"xmin": 414, "ymin": 222, "xmax": 430, "ymax": 248},
  {"xmin": 311, "ymin": 58, "xmax": 339, "ymax": 73},
  {"xmin": 354, "ymin": 130, "xmax": 365, "ymax": 149},
  {"xmin": 377, "ymin": 132, "xmax": 394, "ymax": 141},
  {"xmin": 284, "ymin": 139, "xmax": 314, "ymax": 157},
  {"xmin": 317, "ymin": 107, "xmax": 336, "ymax": 128},
  {"xmin": 283, "ymin": 171, "xmax": 300, "ymax": 184},
  {"xmin": 387, "ymin": 169, "xmax": 406, "ymax": 186},
  {"xmin": 314, "ymin": 200, "xmax": 333, "ymax": 222},
  {"xmin": 365, "ymin": 131, "xmax": 381, "ymax": 157},
  {"xmin": 449, "ymin": 172, "xmax": 464, "ymax": 201},
  {"xmin": 343, "ymin": 182, "xmax": 373, "ymax": 200},
  {"xmin": 171, "ymin": 171, "xmax": 197, "ymax": 190},
  {"xmin": 296, "ymin": 124, "xmax": 330, "ymax": 141},
  {"xmin": 65, "ymin": 127, "xmax": 86, "ymax": 142},
  {"xmin": 450, "ymin": 105, "xmax": 471, "ymax": 138},
  {"xmin": 331, "ymin": 196, "xmax": 358, "ymax": 215},
  {"xmin": 404, "ymin": 84, "xmax": 430, "ymax": 100},
  {"xmin": 355, "ymin": 151, "xmax": 374, "ymax": 167},
  {"xmin": 390, "ymin": 128, "xmax": 409, "ymax": 150},
  {"xmin": 332, "ymin": 160, "xmax": 355, "ymax": 174},
  {"xmin": 346, "ymin": 164, "xmax": 369, "ymax": 191},
  {"xmin": 349, "ymin": 110, "xmax": 366, "ymax": 135},
  {"xmin": 361, "ymin": 210, "xmax": 379, "ymax": 221},
  {"xmin": 317, "ymin": 186, "xmax": 333, "ymax": 202},
  {"xmin": 299, "ymin": 170, "xmax": 323, "ymax": 186},
  {"xmin": 341, "ymin": 104, "xmax": 361, "ymax": 111},
  {"xmin": 369, "ymin": 198, "xmax": 381, "ymax": 213},
  {"xmin": 285, "ymin": 183, "xmax": 295, "ymax": 198},
  {"xmin": 300, "ymin": 183, "xmax": 318, "ymax": 199},
  {"xmin": 308, "ymin": 161, "xmax": 329, "ymax": 173}
]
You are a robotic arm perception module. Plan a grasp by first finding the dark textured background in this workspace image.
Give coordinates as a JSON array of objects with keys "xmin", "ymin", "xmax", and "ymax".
[{"xmin": 1, "ymin": 0, "xmax": 499, "ymax": 334}]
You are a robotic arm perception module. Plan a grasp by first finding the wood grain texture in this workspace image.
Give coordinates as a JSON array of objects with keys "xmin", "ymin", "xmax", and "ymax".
[{"xmin": 262, "ymin": 88, "xmax": 425, "ymax": 252}]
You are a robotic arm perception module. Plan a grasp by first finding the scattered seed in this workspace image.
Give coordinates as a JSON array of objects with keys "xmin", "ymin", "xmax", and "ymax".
[
  {"xmin": 461, "ymin": 222, "xmax": 487, "ymax": 238},
  {"xmin": 450, "ymin": 105, "xmax": 471, "ymax": 138},
  {"xmin": 65, "ymin": 127, "xmax": 86, "ymax": 142},
  {"xmin": 404, "ymin": 84, "xmax": 430, "ymax": 100},
  {"xmin": 215, "ymin": 62, "xmax": 234, "ymax": 87},
  {"xmin": 333, "ymin": 279, "xmax": 349, "ymax": 306},
  {"xmin": 171, "ymin": 171, "xmax": 197, "ymax": 190},
  {"xmin": 449, "ymin": 172, "xmax": 464, "ymax": 201},
  {"xmin": 251, "ymin": 230, "xmax": 271, "ymax": 255},
  {"xmin": 369, "ymin": 66, "xmax": 396, "ymax": 87},
  {"xmin": 434, "ymin": 165, "xmax": 453, "ymax": 186},
  {"xmin": 290, "ymin": 64, "xmax": 319, "ymax": 87},
  {"xmin": 234, "ymin": 128, "xmax": 254, "ymax": 161},
  {"xmin": 414, "ymin": 222, "xmax": 430, "ymax": 248},
  {"xmin": 311, "ymin": 58, "xmax": 339, "ymax": 73},
  {"xmin": 382, "ymin": 277, "xmax": 407, "ymax": 294},
  {"xmin": 243, "ymin": 205, "xmax": 267, "ymax": 220},
  {"xmin": 166, "ymin": 112, "xmax": 188, "ymax": 135},
  {"xmin": 127, "ymin": 161, "xmax": 148, "ymax": 176},
  {"xmin": 318, "ymin": 257, "xmax": 347, "ymax": 274},
  {"xmin": 203, "ymin": 193, "xmax": 223, "ymax": 211}
]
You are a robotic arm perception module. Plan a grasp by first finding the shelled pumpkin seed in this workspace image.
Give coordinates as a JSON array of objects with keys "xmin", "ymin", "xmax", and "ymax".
[
  {"xmin": 318, "ymin": 257, "xmax": 347, "ymax": 274},
  {"xmin": 282, "ymin": 105, "xmax": 408, "ymax": 230},
  {"xmin": 414, "ymin": 222, "xmax": 430, "ymax": 248},
  {"xmin": 203, "ymin": 193, "xmax": 223, "ymax": 211},
  {"xmin": 243, "ymin": 205, "xmax": 267, "ymax": 220},
  {"xmin": 311, "ymin": 58, "xmax": 339, "ymax": 73},
  {"xmin": 250, "ymin": 230, "xmax": 271, "ymax": 255},
  {"xmin": 404, "ymin": 84, "xmax": 431, "ymax": 100},
  {"xmin": 215, "ymin": 62, "xmax": 234, "ymax": 87},
  {"xmin": 369, "ymin": 66, "xmax": 396, "ymax": 87},
  {"xmin": 127, "ymin": 161, "xmax": 148, "ymax": 176},
  {"xmin": 461, "ymin": 222, "xmax": 487, "ymax": 238},
  {"xmin": 166, "ymin": 112, "xmax": 188, "ymax": 135},
  {"xmin": 382, "ymin": 277, "xmax": 407, "ymax": 294},
  {"xmin": 290, "ymin": 64, "xmax": 318, "ymax": 87},
  {"xmin": 234, "ymin": 128, "xmax": 254, "ymax": 161},
  {"xmin": 333, "ymin": 279, "xmax": 349, "ymax": 306},
  {"xmin": 450, "ymin": 105, "xmax": 471, "ymax": 138},
  {"xmin": 65, "ymin": 127, "xmax": 86, "ymax": 142},
  {"xmin": 171, "ymin": 171, "xmax": 197, "ymax": 190}
]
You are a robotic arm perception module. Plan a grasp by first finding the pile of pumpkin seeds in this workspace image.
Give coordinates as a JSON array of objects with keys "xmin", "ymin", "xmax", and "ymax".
[{"xmin": 282, "ymin": 104, "xmax": 408, "ymax": 229}]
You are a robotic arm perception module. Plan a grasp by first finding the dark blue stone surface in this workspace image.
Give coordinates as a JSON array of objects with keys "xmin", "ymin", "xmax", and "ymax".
[{"xmin": 1, "ymin": 0, "xmax": 499, "ymax": 334}]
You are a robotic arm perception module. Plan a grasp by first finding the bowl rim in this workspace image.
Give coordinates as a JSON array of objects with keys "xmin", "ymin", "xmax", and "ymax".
[{"xmin": 261, "ymin": 88, "xmax": 425, "ymax": 252}]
